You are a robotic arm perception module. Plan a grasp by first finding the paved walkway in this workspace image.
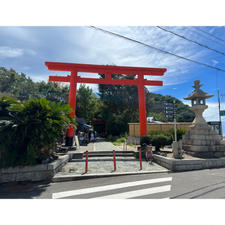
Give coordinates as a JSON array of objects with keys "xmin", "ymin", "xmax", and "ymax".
[
  {"xmin": 75, "ymin": 138, "xmax": 121, "ymax": 153},
  {"xmin": 55, "ymin": 138, "xmax": 168, "ymax": 181},
  {"xmin": 60, "ymin": 157, "xmax": 167, "ymax": 174}
]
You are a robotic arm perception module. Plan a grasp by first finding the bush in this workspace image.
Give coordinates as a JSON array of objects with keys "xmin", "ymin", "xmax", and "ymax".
[
  {"xmin": 108, "ymin": 135, "xmax": 127, "ymax": 145},
  {"xmin": 0, "ymin": 97, "xmax": 75, "ymax": 168},
  {"xmin": 140, "ymin": 136, "xmax": 151, "ymax": 146},
  {"xmin": 151, "ymin": 134, "xmax": 170, "ymax": 151},
  {"xmin": 148, "ymin": 130, "xmax": 166, "ymax": 136},
  {"xmin": 148, "ymin": 130, "xmax": 173, "ymax": 147},
  {"xmin": 168, "ymin": 128, "xmax": 187, "ymax": 141}
]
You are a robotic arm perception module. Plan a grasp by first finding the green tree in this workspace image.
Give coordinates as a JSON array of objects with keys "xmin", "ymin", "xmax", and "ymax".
[
  {"xmin": 0, "ymin": 67, "xmax": 70, "ymax": 103},
  {"xmin": 0, "ymin": 97, "xmax": 75, "ymax": 168},
  {"xmin": 76, "ymin": 84, "xmax": 99, "ymax": 123},
  {"xmin": 146, "ymin": 93, "xmax": 194, "ymax": 122},
  {"xmin": 98, "ymin": 74, "xmax": 139, "ymax": 136},
  {"xmin": 0, "ymin": 67, "xmax": 195, "ymax": 138},
  {"xmin": 0, "ymin": 67, "xmax": 18, "ymax": 94},
  {"xmin": 36, "ymin": 81, "xmax": 69, "ymax": 103}
]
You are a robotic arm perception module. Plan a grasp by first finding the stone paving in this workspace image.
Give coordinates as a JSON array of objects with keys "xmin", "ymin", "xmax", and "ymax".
[
  {"xmin": 75, "ymin": 138, "xmax": 121, "ymax": 153},
  {"xmin": 57, "ymin": 138, "xmax": 168, "ymax": 177},
  {"xmin": 61, "ymin": 157, "xmax": 166, "ymax": 175}
]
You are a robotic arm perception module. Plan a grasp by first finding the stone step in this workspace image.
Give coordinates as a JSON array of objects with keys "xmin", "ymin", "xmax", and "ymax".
[
  {"xmin": 71, "ymin": 151, "xmax": 137, "ymax": 159},
  {"xmin": 70, "ymin": 156, "xmax": 137, "ymax": 162}
]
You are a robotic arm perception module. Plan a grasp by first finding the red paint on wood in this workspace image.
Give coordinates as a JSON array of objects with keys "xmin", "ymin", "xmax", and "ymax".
[
  {"xmin": 66, "ymin": 71, "xmax": 77, "ymax": 137},
  {"xmin": 77, "ymin": 76, "xmax": 163, "ymax": 86},
  {"xmin": 85, "ymin": 151, "xmax": 88, "ymax": 173},
  {"xmin": 113, "ymin": 150, "xmax": 116, "ymax": 171},
  {"xmin": 49, "ymin": 75, "xmax": 70, "ymax": 82},
  {"xmin": 45, "ymin": 62, "xmax": 166, "ymax": 138},
  {"xmin": 45, "ymin": 62, "xmax": 166, "ymax": 75}
]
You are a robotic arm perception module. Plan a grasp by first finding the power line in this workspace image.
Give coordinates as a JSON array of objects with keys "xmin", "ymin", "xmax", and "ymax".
[
  {"xmin": 156, "ymin": 26, "xmax": 225, "ymax": 56},
  {"xmin": 90, "ymin": 26, "xmax": 225, "ymax": 73},
  {"xmin": 194, "ymin": 27, "xmax": 225, "ymax": 43},
  {"xmin": 186, "ymin": 27, "xmax": 225, "ymax": 48}
]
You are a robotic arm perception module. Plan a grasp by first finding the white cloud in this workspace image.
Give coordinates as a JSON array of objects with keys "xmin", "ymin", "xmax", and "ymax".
[
  {"xmin": 30, "ymin": 74, "xmax": 48, "ymax": 82},
  {"xmin": 0, "ymin": 46, "xmax": 37, "ymax": 58},
  {"xmin": 203, "ymin": 101, "xmax": 225, "ymax": 122},
  {"xmin": 0, "ymin": 46, "xmax": 24, "ymax": 57},
  {"xmin": 212, "ymin": 59, "xmax": 218, "ymax": 66},
  {"xmin": 0, "ymin": 27, "xmax": 38, "ymax": 43},
  {"xmin": 181, "ymin": 100, "xmax": 225, "ymax": 135},
  {"xmin": 181, "ymin": 100, "xmax": 225, "ymax": 122},
  {"xmin": 70, "ymin": 26, "xmax": 208, "ymax": 90},
  {"xmin": 25, "ymin": 49, "xmax": 36, "ymax": 56},
  {"xmin": 203, "ymin": 102, "xmax": 220, "ymax": 121},
  {"xmin": 1, "ymin": 26, "xmax": 221, "ymax": 96}
]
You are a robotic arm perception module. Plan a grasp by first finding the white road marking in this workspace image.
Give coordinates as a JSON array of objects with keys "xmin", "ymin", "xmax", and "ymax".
[
  {"xmin": 92, "ymin": 185, "xmax": 171, "ymax": 199},
  {"xmin": 52, "ymin": 177, "xmax": 172, "ymax": 199}
]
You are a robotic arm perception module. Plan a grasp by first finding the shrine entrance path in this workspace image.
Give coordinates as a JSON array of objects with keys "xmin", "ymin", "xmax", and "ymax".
[
  {"xmin": 74, "ymin": 138, "xmax": 121, "ymax": 153},
  {"xmin": 55, "ymin": 138, "xmax": 168, "ymax": 180}
]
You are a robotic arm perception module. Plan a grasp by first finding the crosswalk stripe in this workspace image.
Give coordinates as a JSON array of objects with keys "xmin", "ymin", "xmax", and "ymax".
[
  {"xmin": 52, "ymin": 177, "xmax": 172, "ymax": 199},
  {"xmin": 92, "ymin": 185, "xmax": 171, "ymax": 199}
]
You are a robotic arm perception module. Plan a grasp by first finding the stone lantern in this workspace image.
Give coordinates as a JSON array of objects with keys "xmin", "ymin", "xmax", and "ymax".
[
  {"xmin": 182, "ymin": 80, "xmax": 225, "ymax": 158},
  {"xmin": 184, "ymin": 80, "xmax": 213, "ymax": 125}
]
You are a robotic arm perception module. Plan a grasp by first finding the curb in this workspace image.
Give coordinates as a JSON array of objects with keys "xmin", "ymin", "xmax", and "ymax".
[
  {"xmin": 52, "ymin": 169, "xmax": 169, "ymax": 182},
  {"xmin": 153, "ymin": 154, "xmax": 225, "ymax": 171}
]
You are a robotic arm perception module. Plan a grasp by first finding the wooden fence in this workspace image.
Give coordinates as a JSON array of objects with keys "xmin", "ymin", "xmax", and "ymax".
[{"xmin": 129, "ymin": 122, "xmax": 192, "ymax": 137}]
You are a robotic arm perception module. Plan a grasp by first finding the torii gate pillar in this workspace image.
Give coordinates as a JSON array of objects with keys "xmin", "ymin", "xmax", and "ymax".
[
  {"xmin": 65, "ymin": 71, "xmax": 77, "ymax": 145},
  {"xmin": 45, "ymin": 62, "xmax": 166, "ymax": 146}
]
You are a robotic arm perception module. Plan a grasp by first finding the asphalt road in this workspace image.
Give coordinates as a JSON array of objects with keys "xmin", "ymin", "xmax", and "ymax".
[{"xmin": 0, "ymin": 168, "xmax": 224, "ymax": 199}]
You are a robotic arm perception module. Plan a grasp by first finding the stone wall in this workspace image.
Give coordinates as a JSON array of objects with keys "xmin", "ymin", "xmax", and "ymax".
[
  {"xmin": 0, "ymin": 155, "xmax": 69, "ymax": 184},
  {"xmin": 153, "ymin": 154, "xmax": 225, "ymax": 172},
  {"xmin": 182, "ymin": 123, "xmax": 225, "ymax": 158}
]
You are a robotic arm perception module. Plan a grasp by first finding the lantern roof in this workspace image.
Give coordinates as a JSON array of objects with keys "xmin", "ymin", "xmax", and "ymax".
[{"xmin": 184, "ymin": 80, "xmax": 213, "ymax": 100}]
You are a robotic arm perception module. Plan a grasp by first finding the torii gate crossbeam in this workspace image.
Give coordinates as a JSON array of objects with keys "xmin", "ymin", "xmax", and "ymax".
[{"xmin": 45, "ymin": 62, "xmax": 167, "ymax": 146}]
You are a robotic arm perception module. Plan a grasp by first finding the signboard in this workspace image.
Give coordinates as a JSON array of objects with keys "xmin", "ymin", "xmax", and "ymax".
[
  {"xmin": 220, "ymin": 110, "xmax": 225, "ymax": 116},
  {"xmin": 164, "ymin": 101, "xmax": 176, "ymax": 119}
]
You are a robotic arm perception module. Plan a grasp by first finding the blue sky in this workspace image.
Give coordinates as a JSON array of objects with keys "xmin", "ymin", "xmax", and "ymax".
[
  {"xmin": 0, "ymin": 0, "xmax": 225, "ymax": 223},
  {"xmin": 0, "ymin": 26, "xmax": 225, "ymax": 132}
]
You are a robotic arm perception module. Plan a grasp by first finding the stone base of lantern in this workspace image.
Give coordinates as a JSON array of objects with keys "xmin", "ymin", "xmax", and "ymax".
[{"xmin": 182, "ymin": 123, "xmax": 225, "ymax": 158}]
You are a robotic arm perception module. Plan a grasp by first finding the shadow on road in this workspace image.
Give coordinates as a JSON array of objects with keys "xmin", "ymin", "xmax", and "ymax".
[{"xmin": 0, "ymin": 181, "xmax": 51, "ymax": 199}]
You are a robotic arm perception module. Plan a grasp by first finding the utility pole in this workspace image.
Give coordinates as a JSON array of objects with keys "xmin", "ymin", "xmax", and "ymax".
[
  {"xmin": 173, "ymin": 100, "xmax": 177, "ymax": 142},
  {"xmin": 218, "ymin": 89, "xmax": 222, "ymax": 135},
  {"xmin": 220, "ymin": 93, "xmax": 225, "ymax": 137}
]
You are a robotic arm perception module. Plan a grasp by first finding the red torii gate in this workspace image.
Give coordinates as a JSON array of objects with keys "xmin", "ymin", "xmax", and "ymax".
[{"xmin": 45, "ymin": 62, "xmax": 166, "ymax": 146}]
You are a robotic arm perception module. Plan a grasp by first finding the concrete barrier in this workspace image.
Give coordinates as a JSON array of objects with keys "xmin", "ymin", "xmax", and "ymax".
[
  {"xmin": 0, "ymin": 155, "xmax": 69, "ymax": 184},
  {"xmin": 153, "ymin": 154, "xmax": 225, "ymax": 172}
]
